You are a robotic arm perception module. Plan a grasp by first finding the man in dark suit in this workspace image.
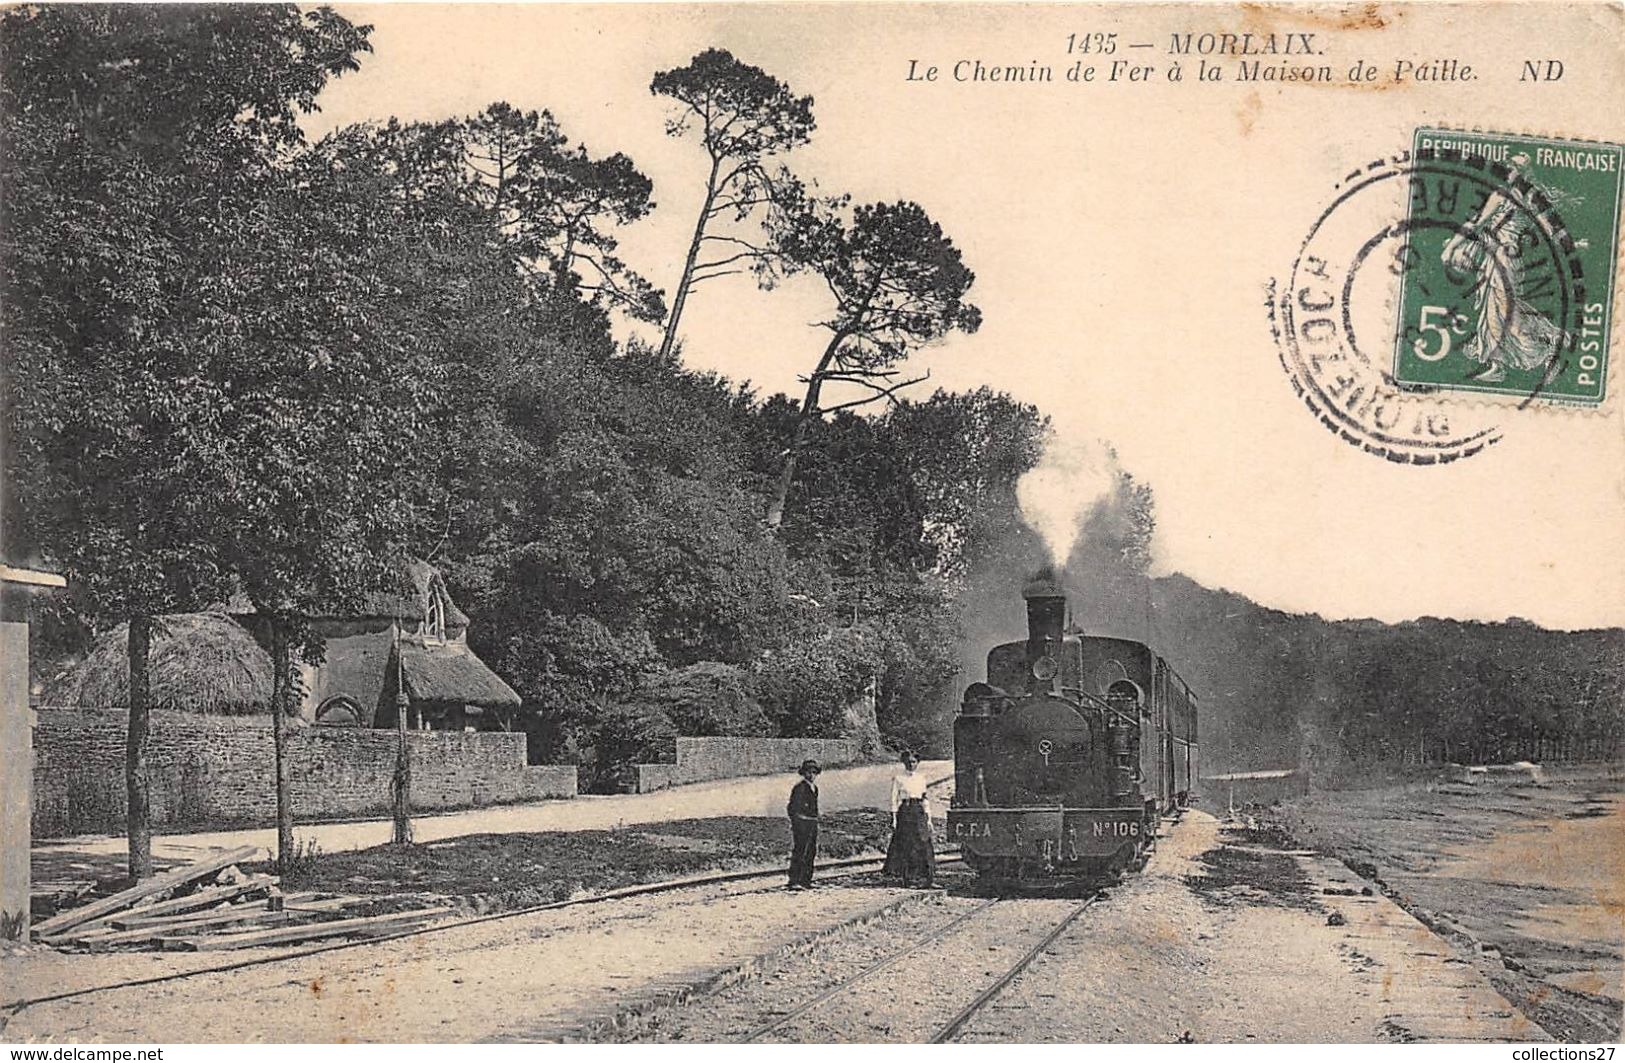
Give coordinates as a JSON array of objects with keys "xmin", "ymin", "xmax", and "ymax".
[{"xmin": 787, "ymin": 759, "xmax": 821, "ymax": 890}]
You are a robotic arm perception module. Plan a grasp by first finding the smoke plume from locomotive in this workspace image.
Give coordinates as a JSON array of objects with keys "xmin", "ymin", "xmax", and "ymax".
[{"xmin": 1015, "ymin": 437, "xmax": 1117, "ymax": 565}]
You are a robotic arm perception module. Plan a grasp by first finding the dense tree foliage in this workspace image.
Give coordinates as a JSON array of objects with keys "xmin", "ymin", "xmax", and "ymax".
[
  {"xmin": 1, "ymin": 4, "xmax": 375, "ymax": 874},
  {"xmin": 1006, "ymin": 470, "xmax": 1620, "ymax": 779},
  {"xmin": 1064, "ymin": 571, "xmax": 1623, "ymax": 778}
]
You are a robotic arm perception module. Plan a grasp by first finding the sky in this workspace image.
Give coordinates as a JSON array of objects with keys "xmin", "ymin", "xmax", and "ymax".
[{"xmin": 310, "ymin": 3, "xmax": 1625, "ymax": 630}]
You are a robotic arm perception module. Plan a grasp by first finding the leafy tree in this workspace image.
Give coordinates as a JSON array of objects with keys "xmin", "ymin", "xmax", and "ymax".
[
  {"xmin": 520, "ymin": 140, "xmax": 664, "ymax": 321},
  {"xmin": 868, "ymin": 605, "xmax": 962, "ymax": 757},
  {"xmin": 650, "ymin": 48, "xmax": 814, "ymax": 359},
  {"xmin": 633, "ymin": 475, "xmax": 791, "ymax": 665},
  {"xmin": 435, "ymin": 321, "xmax": 801, "ymax": 754},
  {"xmin": 463, "ymin": 103, "xmax": 665, "ymax": 321},
  {"xmin": 0, "ymin": 6, "xmax": 369, "ymax": 171},
  {"xmin": 588, "ymin": 703, "xmax": 678, "ymax": 792},
  {"xmin": 319, "ymin": 117, "xmax": 469, "ymax": 208},
  {"xmin": 773, "ymin": 409, "xmax": 930, "ymax": 579},
  {"xmin": 729, "ymin": 386, "xmax": 1044, "ymax": 750},
  {"xmin": 883, "ymin": 388, "xmax": 1047, "ymax": 578},
  {"xmin": 461, "ymin": 101, "xmax": 543, "ymax": 222},
  {"xmin": 322, "ymin": 107, "xmax": 664, "ymax": 324},
  {"xmin": 767, "ymin": 200, "xmax": 982, "ymax": 529},
  {"xmin": 494, "ymin": 613, "xmax": 664, "ymax": 770},
  {"xmin": 200, "ymin": 139, "xmax": 496, "ymax": 867},
  {"xmin": 0, "ymin": 4, "xmax": 372, "ymax": 877}
]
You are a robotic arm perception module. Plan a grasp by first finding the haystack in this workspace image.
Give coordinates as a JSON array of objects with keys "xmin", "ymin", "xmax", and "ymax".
[{"xmin": 64, "ymin": 613, "xmax": 273, "ymax": 715}]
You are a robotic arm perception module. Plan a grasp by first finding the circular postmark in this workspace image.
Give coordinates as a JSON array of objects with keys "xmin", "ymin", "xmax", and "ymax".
[{"xmin": 1269, "ymin": 148, "xmax": 1583, "ymax": 464}]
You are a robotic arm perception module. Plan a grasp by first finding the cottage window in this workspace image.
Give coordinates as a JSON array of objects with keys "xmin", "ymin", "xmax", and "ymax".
[{"xmin": 424, "ymin": 595, "xmax": 446, "ymax": 644}]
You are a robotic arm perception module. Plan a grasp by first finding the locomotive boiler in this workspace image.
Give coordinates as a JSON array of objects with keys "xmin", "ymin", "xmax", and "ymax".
[{"xmin": 947, "ymin": 570, "xmax": 1198, "ymax": 881}]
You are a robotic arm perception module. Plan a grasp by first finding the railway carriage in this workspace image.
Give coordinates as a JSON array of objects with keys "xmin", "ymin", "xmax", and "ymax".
[{"xmin": 948, "ymin": 570, "xmax": 1198, "ymax": 882}]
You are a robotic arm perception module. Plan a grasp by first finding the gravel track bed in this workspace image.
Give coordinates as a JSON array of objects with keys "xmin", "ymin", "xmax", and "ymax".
[
  {"xmin": 5, "ymin": 872, "xmax": 915, "ymax": 1043},
  {"xmin": 616, "ymin": 885, "xmax": 1088, "ymax": 1044}
]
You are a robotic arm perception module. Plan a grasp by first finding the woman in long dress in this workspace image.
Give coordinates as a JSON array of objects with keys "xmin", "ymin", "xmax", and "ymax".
[{"xmin": 883, "ymin": 750, "xmax": 937, "ymax": 888}]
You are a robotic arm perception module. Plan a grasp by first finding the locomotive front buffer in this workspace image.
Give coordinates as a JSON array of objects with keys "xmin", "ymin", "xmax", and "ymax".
[{"xmin": 948, "ymin": 806, "xmax": 1147, "ymax": 870}]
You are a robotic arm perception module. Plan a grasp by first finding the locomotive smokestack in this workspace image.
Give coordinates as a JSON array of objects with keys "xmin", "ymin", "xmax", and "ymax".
[{"xmin": 1022, "ymin": 566, "xmax": 1066, "ymax": 651}]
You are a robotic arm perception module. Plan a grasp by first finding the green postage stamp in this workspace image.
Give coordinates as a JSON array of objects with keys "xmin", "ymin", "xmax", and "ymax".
[{"xmin": 1392, "ymin": 128, "xmax": 1623, "ymax": 405}]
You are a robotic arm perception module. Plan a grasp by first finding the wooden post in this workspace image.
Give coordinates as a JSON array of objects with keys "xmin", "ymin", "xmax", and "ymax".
[
  {"xmin": 126, "ymin": 615, "xmax": 154, "ymax": 879},
  {"xmin": 270, "ymin": 621, "xmax": 295, "ymax": 872},
  {"xmin": 392, "ymin": 623, "xmax": 411, "ymax": 845}
]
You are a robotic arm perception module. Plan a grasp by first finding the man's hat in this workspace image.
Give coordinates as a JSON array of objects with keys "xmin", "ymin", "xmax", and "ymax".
[{"xmin": 799, "ymin": 758, "xmax": 822, "ymax": 775}]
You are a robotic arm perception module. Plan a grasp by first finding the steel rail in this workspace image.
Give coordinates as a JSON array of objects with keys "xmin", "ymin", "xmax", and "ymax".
[
  {"xmin": 928, "ymin": 894, "xmax": 1098, "ymax": 1043},
  {"xmin": 6, "ymin": 851, "xmax": 960, "ymax": 1015},
  {"xmin": 738, "ymin": 896, "xmax": 1000, "ymax": 1042}
]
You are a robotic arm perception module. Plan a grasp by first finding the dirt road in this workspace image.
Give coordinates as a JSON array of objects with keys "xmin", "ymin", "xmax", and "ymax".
[
  {"xmin": 4, "ymin": 872, "xmax": 935, "ymax": 1043},
  {"xmin": 6, "ymin": 805, "xmax": 1551, "ymax": 1043},
  {"xmin": 33, "ymin": 761, "xmax": 951, "ymax": 864}
]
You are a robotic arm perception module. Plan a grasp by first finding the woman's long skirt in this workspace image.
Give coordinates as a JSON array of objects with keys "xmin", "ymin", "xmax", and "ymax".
[{"xmin": 883, "ymin": 799, "xmax": 937, "ymax": 885}]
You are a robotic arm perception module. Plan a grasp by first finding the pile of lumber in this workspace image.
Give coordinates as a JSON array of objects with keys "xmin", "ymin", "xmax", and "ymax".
[
  {"xmin": 30, "ymin": 877, "xmax": 97, "ymax": 919},
  {"xmin": 31, "ymin": 846, "xmax": 448, "ymax": 952}
]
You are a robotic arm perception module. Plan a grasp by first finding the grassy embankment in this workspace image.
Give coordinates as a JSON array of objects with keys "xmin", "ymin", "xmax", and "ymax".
[{"xmin": 264, "ymin": 809, "xmax": 897, "ymax": 913}]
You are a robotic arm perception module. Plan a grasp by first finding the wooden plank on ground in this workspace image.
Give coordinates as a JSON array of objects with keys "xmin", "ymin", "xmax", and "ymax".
[
  {"xmin": 109, "ymin": 902, "xmax": 281, "ymax": 932},
  {"xmin": 119, "ymin": 878, "xmax": 275, "ymax": 921},
  {"xmin": 31, "ymin": 845, "xmax": 263, "ymax": 939},
  {"xmin": 282, "ymin": 897, "xmax": 365, "ymax": 913},
  {"xmin": 85, "ymin": 911, "xmax": 297, "ymax": 949},
  {"xmin": 162, "ymin": 907, "xmax": 450, "ymax": 952},
  {"xmin": 51, "ymin": 925, "xmax": 122, "ymax": 944},
  {"xmin": 44, "ymin": 903, "xmax": 272, "ymax": 944},
  {"xmin": 29, "ymin": 881, "xmax": 96, "ymax": 918}
]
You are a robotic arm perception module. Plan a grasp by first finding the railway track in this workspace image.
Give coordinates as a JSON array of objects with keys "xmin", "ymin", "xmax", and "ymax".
[
  {"xmin": 5, "ymin": 852, "xmax": 959, "ymax": 1015},
  {"xmin": 734, "ymin": 891, "xmax": 1099, "ymax": 1044},
  {"xmin": 930, "ymin": 896, "xmax": 1095, "ymax": 1043}
]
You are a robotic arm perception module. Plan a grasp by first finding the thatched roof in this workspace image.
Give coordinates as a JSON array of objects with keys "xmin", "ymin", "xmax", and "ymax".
[
  {"xmin": 224, "ymin": 558, "xmax": 470, "ymax": 627},
  {"xmin": 352, "ymin": 559, "xmax": 471, "ymax": 626},
  {"xmin": 62, "ymin": 613, "xmax": 273, "ymax": 715},
  {"xmin": 399, "ymin": 641, "xmax": 521, "ymax": 708}
]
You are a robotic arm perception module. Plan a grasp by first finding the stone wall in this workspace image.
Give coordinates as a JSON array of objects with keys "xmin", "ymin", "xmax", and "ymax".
[
  {"xmin": 631, "ymin": 764, "xmax": 679, "ymax": 793},
  {"xmin": 32, "ymin": 708, "xmax": 576, "ymax": 838},
  {"xmin": 633, "ymin": 736, "xmax": 860, "ymax": 793}
]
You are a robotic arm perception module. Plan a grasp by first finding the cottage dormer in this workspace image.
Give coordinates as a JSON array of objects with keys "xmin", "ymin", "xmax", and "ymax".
[{"xmin": 423, "ymin": 593, "xmax": 446, "ymax": 645}]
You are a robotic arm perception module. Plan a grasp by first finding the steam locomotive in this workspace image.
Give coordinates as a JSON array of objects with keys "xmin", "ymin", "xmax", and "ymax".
[{"xmin": 947, "ymin": 570, "xmax": 1198, "ymax": 881}]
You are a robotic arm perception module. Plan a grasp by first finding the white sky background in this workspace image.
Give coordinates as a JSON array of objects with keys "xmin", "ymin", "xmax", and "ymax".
[{"xmin": 309, "ymin": 3, "xmax": 1625, "ymax": 631}]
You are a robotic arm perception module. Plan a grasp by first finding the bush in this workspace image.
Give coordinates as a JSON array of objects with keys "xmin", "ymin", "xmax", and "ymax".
[
  {"xmin": 633, "ymin": 661, "xmax": 773, "ymax": 737},
  {"xmin": 490, "ymin": 612, "xmax": 664, "ymax": 763},
  {"xmin": 587, "ymin": 702, "xmax": 678, "ymax": 792},
  {"xmin": 870, "ymin": 612, "xmax": 960, "ymax": 758},
  {"xmin": 750, "ymin": 627, "xmax": 880, "ymax": 738}
]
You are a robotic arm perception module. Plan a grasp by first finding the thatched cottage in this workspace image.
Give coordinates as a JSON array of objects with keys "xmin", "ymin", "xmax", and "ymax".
[
  {"xmin": 230, "ymin": 560, "xmax": 521, "ymax": 732},
  {"xmin": 62, "ymin": 560, "xmax": 522, "ymax": 734}
]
